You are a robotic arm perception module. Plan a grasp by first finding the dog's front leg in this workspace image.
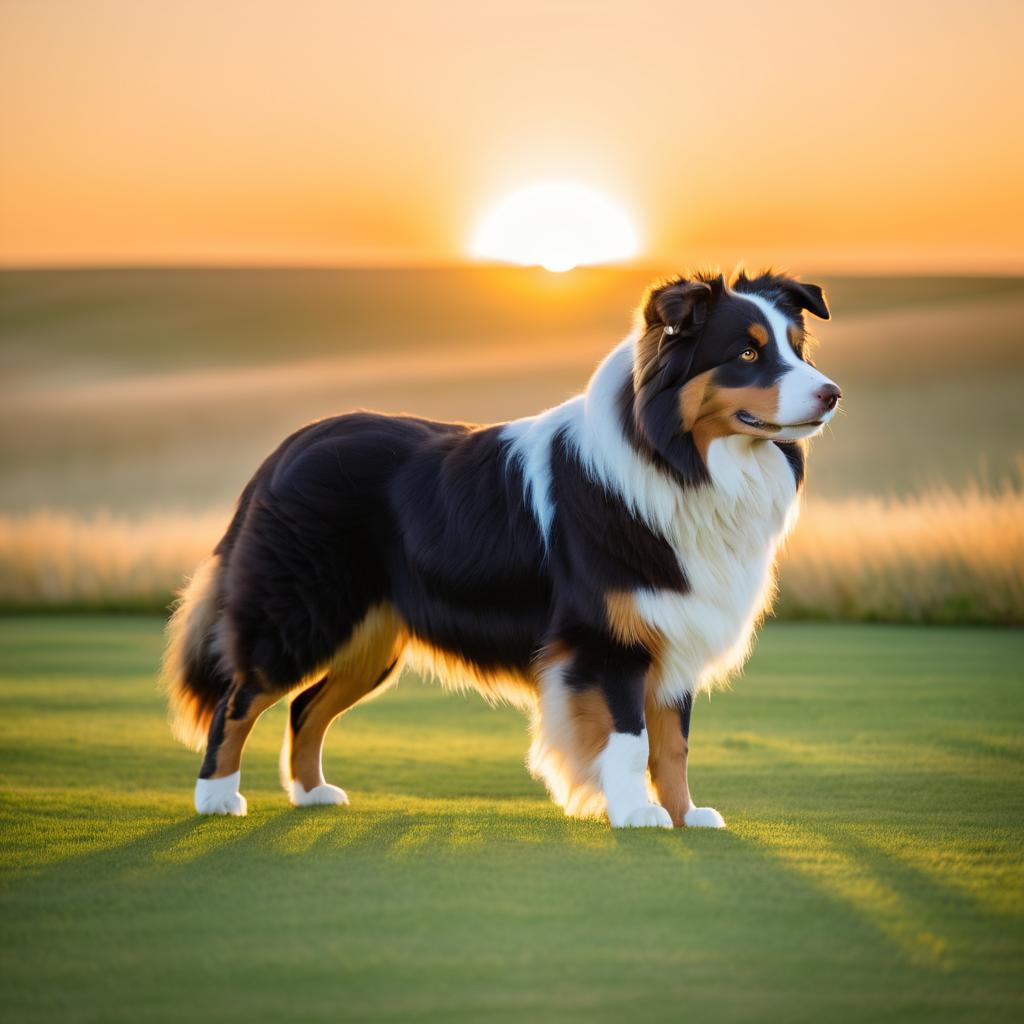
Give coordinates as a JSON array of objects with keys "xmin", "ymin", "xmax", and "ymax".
[
  {"xmin": 599, "ymin": 727, "xmax": 673, "ymax": 828},
  {"xmin": 586, "ymin": 645, "xmax": 672, "ymax": 829},
  {"xmin": 534, "ymin": 636, "xmax": 671, "ymax": 827},
  {"xmin": 647, "ymin": 693, "xmax": 726, "ymax": 828}
]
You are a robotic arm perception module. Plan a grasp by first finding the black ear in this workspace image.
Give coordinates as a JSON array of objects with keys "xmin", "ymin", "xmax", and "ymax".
[
  {"xmin": 644, "ymin": 274, "xmax": 724, "ymax": 333},
  {"xmin": 782, "ymin": 280, "xmax": 830, "ymax": 321}
]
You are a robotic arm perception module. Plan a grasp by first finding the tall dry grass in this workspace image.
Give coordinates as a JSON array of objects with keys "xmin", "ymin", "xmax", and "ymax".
[
  {"xmin": 0, "ymin": 511, "xmax": 222, "ymax": 613},
  {"xmin": 776, "ymin": 478, "xmax": 1024, "ymax": 625},
  {"xmin": 0, "ymin": 481, "xmax": 1021, "ymax": 623}
]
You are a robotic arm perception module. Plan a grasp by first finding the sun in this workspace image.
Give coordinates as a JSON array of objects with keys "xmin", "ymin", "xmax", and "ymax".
[{"xmin": 469, "ymin": 180, "xmax": 639, "ymax": 272}]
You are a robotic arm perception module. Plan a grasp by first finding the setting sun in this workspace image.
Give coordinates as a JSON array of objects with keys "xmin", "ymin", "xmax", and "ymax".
[{"xmin": 469, "ymin": 181, "xmax": 639, "ymax": 272}]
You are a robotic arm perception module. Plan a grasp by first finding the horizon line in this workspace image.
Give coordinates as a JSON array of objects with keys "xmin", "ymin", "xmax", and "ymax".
[{"xmin": 1, "ymin": 260, "xmax": 1022, "ymax": 280}]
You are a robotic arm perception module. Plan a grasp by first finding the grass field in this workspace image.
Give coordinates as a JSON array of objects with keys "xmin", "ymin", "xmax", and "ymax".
[{"xmin": 1, "ymin": 617, "xmax": 1021, "ymax": 1022}]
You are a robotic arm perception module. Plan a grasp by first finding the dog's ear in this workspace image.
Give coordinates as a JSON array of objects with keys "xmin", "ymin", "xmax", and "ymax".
[
  {"xmin": 635, "ymin": 275, "xmax": 724, "ymax": 394},
  {"xmin": 781, "ymin": 280, "xmax": 830, "ymax": 321},
  {"xmin": 644, "ymin": 275, "xmax": 723, "ymax": 334}
]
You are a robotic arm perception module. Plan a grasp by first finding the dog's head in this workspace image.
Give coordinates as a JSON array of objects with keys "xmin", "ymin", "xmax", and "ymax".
[{"xmin": 631, "ymin": 270, "xmax": 839, "ymax": 462}]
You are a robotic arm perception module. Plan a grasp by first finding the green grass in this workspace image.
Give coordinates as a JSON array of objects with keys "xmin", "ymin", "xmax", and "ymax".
[{"xmin": 1, "ymin": 619, "xmax": 1022, "ymax": 1021}]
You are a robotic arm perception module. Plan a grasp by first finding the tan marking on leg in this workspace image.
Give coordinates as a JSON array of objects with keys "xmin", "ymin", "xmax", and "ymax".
[
  {"xmin": 529, "ymin": 660, "xmax": 616, "ymax": 819},
  {"xmin": 645, "ymin": 698, "xmax": 691, "ymax": 827},
  {"xmin": 210, "ymin": 686, "xmax": 277, "ymax": 779},
  {"xmin": 567, "ymin": 688, "xmax": 615, "ymax": 766},
  {"xmin": 288, "ymin": 603, "xmax": 408, "ymax": 791}
]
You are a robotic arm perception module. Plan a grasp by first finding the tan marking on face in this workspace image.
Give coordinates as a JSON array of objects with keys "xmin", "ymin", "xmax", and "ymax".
[
  {"xmin": 288, "ymin": 603, "xmax": 409, "ymax": 790},
  {"xmin": 678, "ymin": 369, "xmax": 715, "ymax": 433},
  {"xmin": 695, "ymin": 382, "xmax": 783, "ymax": 447},
  {"xmin": 680, "ymin": 373, "xmax": 783, "ymax": 455},
  {"xmin": 747, "ymin": 323, "xmax": 769, "ymax": 347},
  {"xmin": 787, "ymin": 324, "xmax": 803, "ymax": 351},
  {"xmin": 644, "ymin": 698, "xmax": 691, "ymax": 827},
  {"xmin": 688, "ymin": 415, "xmax": 736, "ymax": 460},
  {"xmin": 716, "ymin": 383, "xmax": 781, "ymax": 424}
]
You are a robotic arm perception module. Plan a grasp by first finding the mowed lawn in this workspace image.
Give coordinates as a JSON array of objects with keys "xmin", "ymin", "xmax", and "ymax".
[{"xmin": 0, "ymin": 619, "xmax": 1021, "ymax": 1023}]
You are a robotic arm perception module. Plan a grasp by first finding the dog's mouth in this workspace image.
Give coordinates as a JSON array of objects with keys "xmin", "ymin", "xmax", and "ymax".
[{"xmin": 735, "ymin": 410, "xmax": 823, "ymax": 432}]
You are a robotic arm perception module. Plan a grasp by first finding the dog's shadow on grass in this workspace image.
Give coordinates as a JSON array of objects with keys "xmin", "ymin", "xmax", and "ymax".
[
  {"xmin": 1, "ymin": 793, "xmax": 1006, "ymax": 981},
  {"xmin": 735, "ymin": 817, "xmax": 975, "ymax": 970}
]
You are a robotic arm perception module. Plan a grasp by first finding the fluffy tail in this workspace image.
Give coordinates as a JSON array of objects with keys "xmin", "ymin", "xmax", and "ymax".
[{"xmin": 161, "ymin": 555, "xmax": 232, "ymax": 751}]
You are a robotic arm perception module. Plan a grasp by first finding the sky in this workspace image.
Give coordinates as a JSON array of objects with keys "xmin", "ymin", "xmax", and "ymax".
[{"xmin": 2, "ymin": 0, "xmax": 1023, "ymax": 272}]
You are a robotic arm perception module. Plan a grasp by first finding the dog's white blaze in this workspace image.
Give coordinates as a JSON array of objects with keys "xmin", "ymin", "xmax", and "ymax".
[{"xmin": 732, "ymin": 291, "xmax": 838, "ymax": 434}]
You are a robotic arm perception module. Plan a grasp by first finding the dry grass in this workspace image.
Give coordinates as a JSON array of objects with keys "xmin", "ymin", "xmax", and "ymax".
[
  {"xmin": 0, "ymin": 510, "xmax": 222, "ymax": 612},
  {"xmin": 777, "ymin": 476, "xmax": 1024, "ymax": 624},
  {"xmin": 1, "ymin": 479, "xmax": 1021, "ymax": 623}
]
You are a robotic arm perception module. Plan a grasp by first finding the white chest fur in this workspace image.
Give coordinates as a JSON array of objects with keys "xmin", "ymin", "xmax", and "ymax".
[
  {"xmin": 505, "ymin": 340, "xmax": 802, "ymax": 700},
  {"xmin": 635, "ymin": 435, "xmax": 800, "ymax": 700}
]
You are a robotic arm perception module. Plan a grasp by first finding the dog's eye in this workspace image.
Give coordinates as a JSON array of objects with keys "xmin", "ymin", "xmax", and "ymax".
[{"xmin": 739, "ymin": 348, "xmax": 758, "ymax": 362}]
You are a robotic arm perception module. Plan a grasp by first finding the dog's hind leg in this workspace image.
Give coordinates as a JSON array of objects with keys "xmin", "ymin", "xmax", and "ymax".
[
  {"xmin": 281, "ymin": 604, "xmax": 406, "ymax": 807},
  {"xmin": 646, "ymin": 693, "xmax": 725, "ymax": 829},
  {"xmin": 194, "ymin": 675, "xmax": 277, "ymax": 816}
]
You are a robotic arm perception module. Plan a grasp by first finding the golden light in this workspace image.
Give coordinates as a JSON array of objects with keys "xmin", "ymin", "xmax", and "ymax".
[{"xmin": 469, "ymin": 181, "xmax": 640, "ymax": 272}]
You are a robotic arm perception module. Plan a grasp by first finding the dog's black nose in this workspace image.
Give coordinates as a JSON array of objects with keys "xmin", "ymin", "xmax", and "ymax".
[{"xmin": 817, "ymin": 383, "xmax": 841, "ymax": 411}]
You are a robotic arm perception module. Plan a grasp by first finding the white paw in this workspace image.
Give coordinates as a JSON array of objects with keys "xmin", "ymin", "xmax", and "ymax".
[
  {"xmin": 684, "ymin": 805, "xmax": 726, "ymax": 829},
  {"xmin": 616, "ymin": 804, "xmax": 674, "ymax": 829},
  {"xmin": 289, "ymin": 781, "xmax": 350, "ymax": 807},
  {"xmin": 194, "ymin": 772, "xmax": 248, "ymax": 816}
]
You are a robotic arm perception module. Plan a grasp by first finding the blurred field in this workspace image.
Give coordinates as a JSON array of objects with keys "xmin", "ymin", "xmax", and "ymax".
[
  {"xmin": 778, "ymin": 475, "xmax": 1024, "ymax": 624},
  {"xmin": 2, "ymin": 478, "xmax": 1022, "ymax": 623},
  {"xmin": 1, "ymin": 269, "xmax": 1023, "ymax": 622},
  {"xmin": 1, "ymin": 617, "xmax": 1021, "ymax": 1023},
  {"xmin": 2, "ymin": 269, "xmax": 1023, "ymax": 514}
]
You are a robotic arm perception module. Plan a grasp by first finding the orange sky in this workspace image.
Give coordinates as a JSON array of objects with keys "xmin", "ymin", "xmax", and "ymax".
[{"xmin": 2, "ymin": 0, "xmax": 1022, "ymax": 272}]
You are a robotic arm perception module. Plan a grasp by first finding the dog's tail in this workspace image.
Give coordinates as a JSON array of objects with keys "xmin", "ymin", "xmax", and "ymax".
[{"xmin": 161, "ymin": 554, "xmax": 232, "ymax": 750}]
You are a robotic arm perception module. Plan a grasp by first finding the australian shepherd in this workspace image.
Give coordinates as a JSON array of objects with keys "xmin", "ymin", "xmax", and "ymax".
[{"xmin": 163, "ymin": 270, "xmax": 839, "ymax": 828}]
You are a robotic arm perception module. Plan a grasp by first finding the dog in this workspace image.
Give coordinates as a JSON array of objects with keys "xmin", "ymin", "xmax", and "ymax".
[{"xmin": 163, "ymin": 269, "xmax": 839, "ymax": 827}]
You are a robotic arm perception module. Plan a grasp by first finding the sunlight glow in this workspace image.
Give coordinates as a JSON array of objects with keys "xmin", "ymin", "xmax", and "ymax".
[{"xmin": 470, "ymin": 181, "xmax": 639, "ymax": 272}]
